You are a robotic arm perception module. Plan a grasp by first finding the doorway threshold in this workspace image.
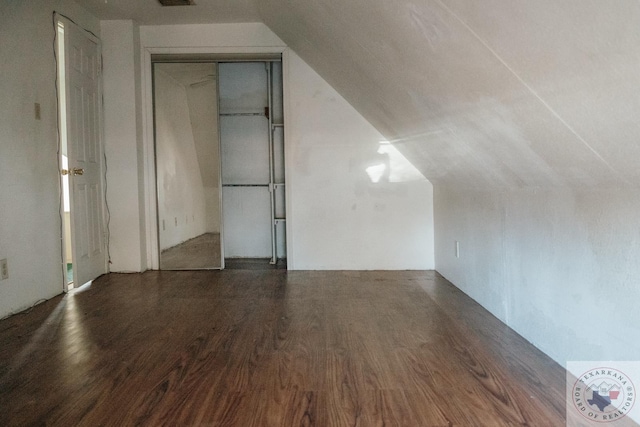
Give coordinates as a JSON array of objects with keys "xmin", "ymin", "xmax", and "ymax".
[{"xmin": 224, "ymin": 258, "xmax": 287, "ymax": 270}]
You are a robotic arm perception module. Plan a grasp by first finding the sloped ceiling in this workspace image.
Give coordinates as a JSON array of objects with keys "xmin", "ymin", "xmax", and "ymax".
[
  {"xmin": 79, "ymin": 0, "xmax": 640, "ymax": 189},
  {"xmin": 256, "ymin": 0, "xmax": 640, "ymax": 189}
]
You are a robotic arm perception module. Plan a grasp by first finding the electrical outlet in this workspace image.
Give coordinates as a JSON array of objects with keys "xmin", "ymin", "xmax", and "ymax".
[
  {"xmin": 1, "ymin": 259, "xmax": 8, "ymax": 280},
  {"xmin": 455, "ymin": 241, "xmax": 460, "ymax": 258}
]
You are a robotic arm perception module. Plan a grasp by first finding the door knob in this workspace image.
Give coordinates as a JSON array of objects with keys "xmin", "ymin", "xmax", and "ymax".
[{"xmin": 61, "ymin": 168, "xmax": 84, "ymax": 176}]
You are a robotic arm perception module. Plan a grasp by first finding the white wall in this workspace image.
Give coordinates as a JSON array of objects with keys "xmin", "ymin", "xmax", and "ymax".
[
  {"xmin": 154, "ymin": 69, "xmax": 208, "ymax": 250},
  {"xmin": 139, "ymin": 23, "xmax": 435, "ymax": 270},
  {"xmin": 435, "ymin": 187, "xmax": 640, "ymax": 364},
  {"xmin": 140, "ymin": 23, "xmax": 284, "ymax": 49},
  {"xmin": 287, "ymin": 53, "xmax": 434, "ymax": 269},
  {"xmin": 0, "ymin": 0, "xmax": 99, "ymax": 319},
  {"xmin": 101, "ymin": 20, "xmax": 147, "ymax": 273}
]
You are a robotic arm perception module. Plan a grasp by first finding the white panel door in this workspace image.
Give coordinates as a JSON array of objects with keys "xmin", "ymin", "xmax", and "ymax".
[
  {"xmin": 64, "ymin": 19, "xmax": 107, "ymax": 287},
  {"xmin": 219, "ymin": 63, "xmax": 271, "ymax": 258}
]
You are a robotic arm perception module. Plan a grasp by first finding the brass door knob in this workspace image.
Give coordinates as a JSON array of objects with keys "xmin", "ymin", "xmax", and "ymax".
[{"xmin": 61, "ymin": 168, "xmax": 84, "ymax": 176}]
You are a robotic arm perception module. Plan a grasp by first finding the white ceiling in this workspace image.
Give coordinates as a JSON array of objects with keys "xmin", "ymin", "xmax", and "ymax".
[
  {"xmin": 79, "ymin": 0, "xmax": 640, "ymax": 189},
  {"xmin": 256, "ymin": 0, "xmax": 640, "ymax": 189},
  {"xmin": 76, "ymin": 0, "xmax": 260, "ymax": 24}
]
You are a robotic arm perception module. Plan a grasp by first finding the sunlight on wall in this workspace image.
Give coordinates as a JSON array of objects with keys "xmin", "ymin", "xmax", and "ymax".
[
  {"xmin": 365, "ymin": 163, "xmax": 387, "ymax": 183},
  {"xmin": 366, "ymin": 140, "xmax": 426, "ymax": 183},
  {"xmin": 58, "ymin": 21, "xmax": 70, "ymax": 214},
  {"xmin": 62, "ymin": 155, "xmax": 70, "ymax": 212}
]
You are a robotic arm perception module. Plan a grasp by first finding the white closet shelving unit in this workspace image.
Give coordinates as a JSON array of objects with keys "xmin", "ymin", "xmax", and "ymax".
[{"xmin": 219, "ymin": 61, "xmax": 286, "ymax": 264}]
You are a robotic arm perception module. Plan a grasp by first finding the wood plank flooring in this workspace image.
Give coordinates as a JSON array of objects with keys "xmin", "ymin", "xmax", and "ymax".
[
  {"xmin": 0, "ymin": 270, "xmax": 569, "ymax": 426},
  {"xmin": 161, "ymin": 233, "xmax": 221, "ymax": 270}
]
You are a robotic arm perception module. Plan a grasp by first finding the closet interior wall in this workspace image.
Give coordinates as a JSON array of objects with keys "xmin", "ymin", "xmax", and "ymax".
[{"xmin": 219, "ymin": 61, "xmax": 286, "ymax": 263}]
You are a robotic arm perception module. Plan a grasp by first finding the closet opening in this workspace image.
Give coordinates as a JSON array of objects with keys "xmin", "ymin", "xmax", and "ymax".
[{"xmin": 151, "ymin": 56, "xmax": 286, "ymax": 270}]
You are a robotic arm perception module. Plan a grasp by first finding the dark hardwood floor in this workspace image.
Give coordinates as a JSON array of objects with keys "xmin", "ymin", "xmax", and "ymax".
[{"xmin": 0, "ymin": 270, "xmax": 573, "ymax": 426}]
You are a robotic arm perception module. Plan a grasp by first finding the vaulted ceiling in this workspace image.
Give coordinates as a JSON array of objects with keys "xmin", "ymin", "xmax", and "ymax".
[{"xmin": 79, "ymin": 0, "xmax": 640, "ymax": 189}]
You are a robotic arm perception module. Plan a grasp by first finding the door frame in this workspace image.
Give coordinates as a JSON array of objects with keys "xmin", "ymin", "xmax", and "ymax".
[{"xmin": 140, "ymin": 47, "xmax": 294, "ymax": 270}]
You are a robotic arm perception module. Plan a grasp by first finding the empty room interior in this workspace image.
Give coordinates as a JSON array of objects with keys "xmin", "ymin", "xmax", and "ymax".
[{"xmin": 1, "ymin": 0, "xmax": 639, "ymax": 425}]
